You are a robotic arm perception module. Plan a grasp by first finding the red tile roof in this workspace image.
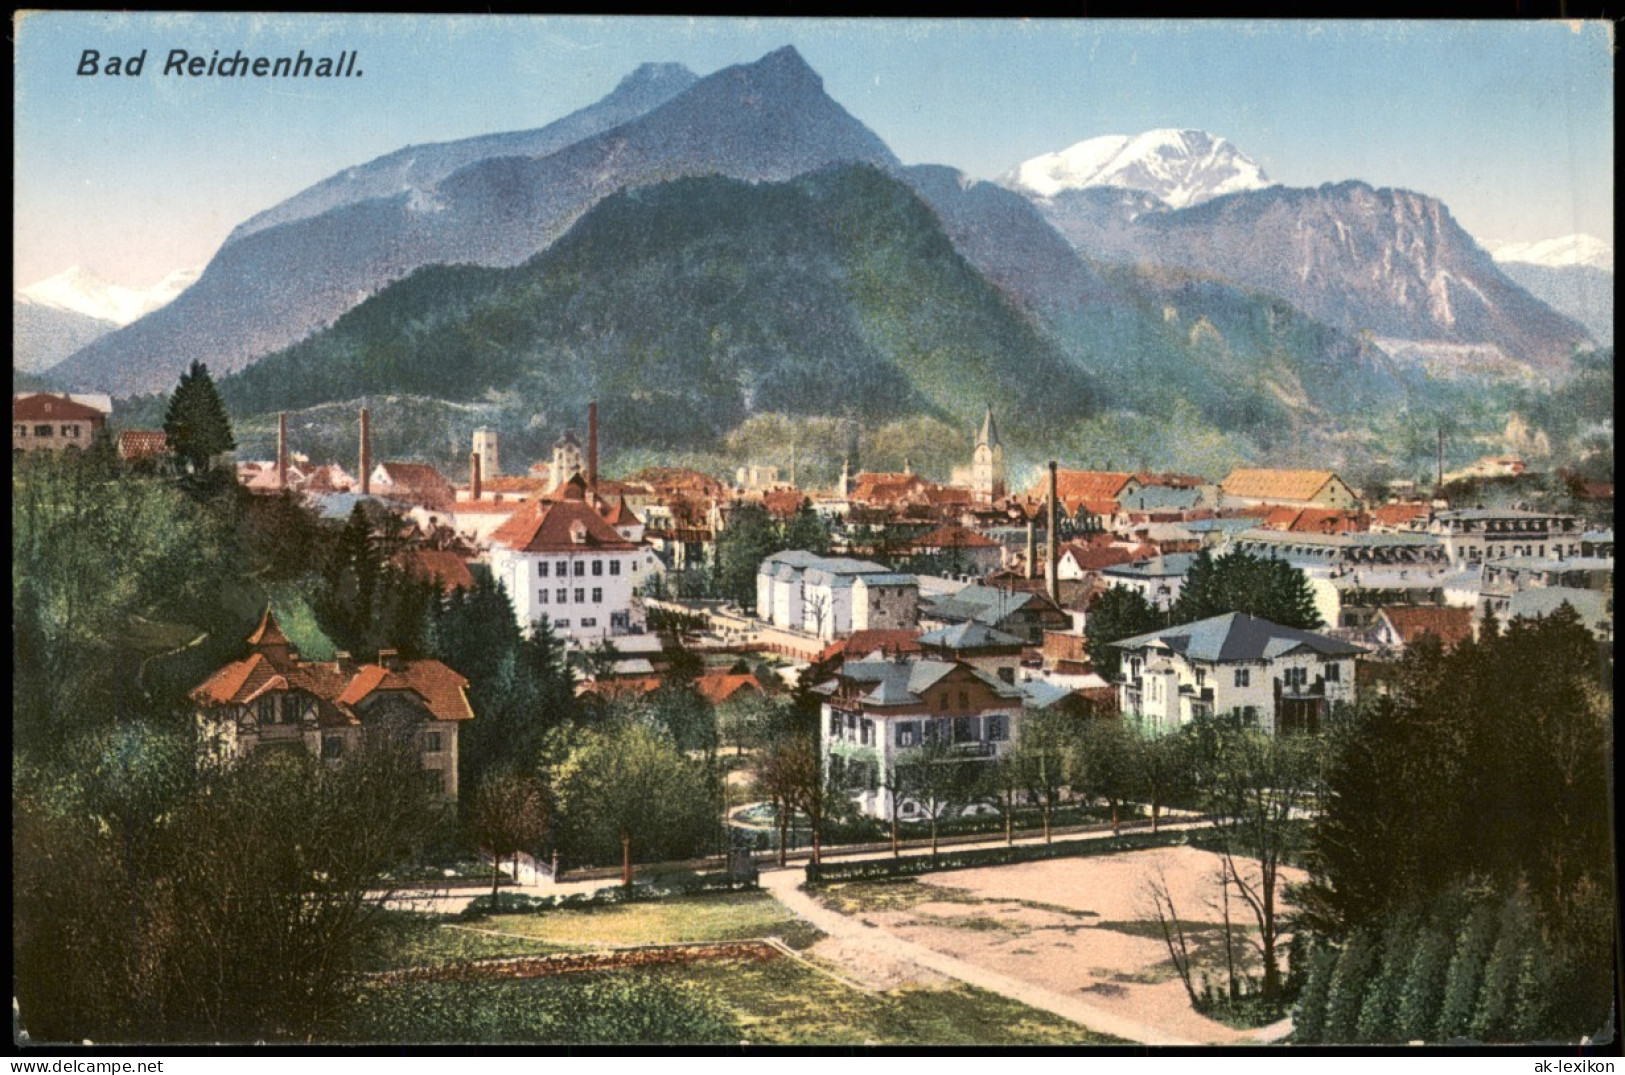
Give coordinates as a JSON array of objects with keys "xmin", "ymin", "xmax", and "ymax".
[
  {"xmin": 117, "ymin": 430, "xmax": 168, "ymax": 461},
  {"xmin": 912, "ymin": 525, "xmax": 999, "ymax": 550},
  {"xmin": 375, "ymin": 463, "xmax": 454, "ymax": 509},
  {"xmin": 816, "ymin": 629, "xmax": 925, "ymax": 664},
  {"xmin": 1027, "ymin": 470, "xmax": 1136, "ymax": 505},
  {"xmin": 603, "ymin": 496, "xmax": 642, "ymax": 527},
  {"xmin": 489, "ymin": 497, "xmax": 638, "ymax": 554},
  {"xmin": 13, "ymin": 394, "xmax": 107, "ymax": 422},
  {"xmin": 1379, "ymin": 606, "xmax": 1474, "ymax": 650},
  {"xmin": 1371, "ymin": 502, "xmax": 1430, "ymax": 527},
  {"xmin": 395, "ymin": 549, "xmax": 477, "ymax": 593},
  {"xmin": 191, "ymin": 611, "xmax": 473, "ymax": 724}
]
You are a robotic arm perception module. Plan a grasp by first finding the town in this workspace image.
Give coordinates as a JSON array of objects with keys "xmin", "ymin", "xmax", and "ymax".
[{"xmin": 12, "ymin": 379, "xmax": 1615, "ymax": 1046}]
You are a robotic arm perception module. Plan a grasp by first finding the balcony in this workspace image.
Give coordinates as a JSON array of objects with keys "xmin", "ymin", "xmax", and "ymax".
[
  {"xmin": 950, "ymin": 740, "xmax": 998, "ymax": 758},
  {"xmin": 1275, "ymin": 676, "xmax": 1326, "ymax": 700}
]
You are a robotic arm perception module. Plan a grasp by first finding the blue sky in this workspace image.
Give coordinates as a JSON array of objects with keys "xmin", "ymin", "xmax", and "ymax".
[{"xmin": 14, "ymin": 14, "xmax": 1614, "ymax": 287}]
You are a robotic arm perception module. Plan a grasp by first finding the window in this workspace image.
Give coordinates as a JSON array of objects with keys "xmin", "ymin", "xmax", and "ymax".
[
  {"xmin": 538, "ymin": 562, "xmax": 549, "ymax": 578},
  {"xmin": 556, "ymin": 588, "xmax": 567, "ymax": 604},
  {"xmin": 610, "ymin": 560, "xmax": 621, "ymax": 576},
  {"xmin": 13, "ymin": 424, "xmax": 25, "ymax": 438},
  {"xmin": 557, "ymin": 561, "xmax": 567, "ymax": 577},
  {"xmin": 591, "ymin": 587, "xmax": 602, "ymax": 603},
  {"xmin": 34, "ymin": 424, "xmax": 52, "ymax": 437},
  {"xmin": 423, "ymin": 731, "xmax": 443, "ymax": 752},
  {"xmin": 632, "ymin": 560, "xmax": 639, "ymax": 572},
  {"xmin": 896, "ymin": 721, "xmax": 919, "ymax": 747},
  {"xmin": 581, "ymin": 617, "xmax": 596, "ymax": 628},
  {"xmin": 861, "ymin": 719, "xmax": 874, "ymax": 746},
  {"xmin": 556, "ymin": 619, "xmax": 570, "ymax": 628},
  {"xmin": 62, "ymin": 425, "xmax": 80, "ymax": 438},
  {"xmin": 322, "ymin": 735, "xmax": 345, "ymax": 759},
  {"xmin": 1234, "ymin": 669, "xmax": 1250, "ymax": 688},
  {"xmin": 574, "ymin": 561, "xmax": 586, "ymax": 577},
  {"xmin": 1325, "ymin": 662, "xmax": 1341, "ymax": 683},
  {"xmin": 574, "ymin": 588, "xmax": 585, "ymax": 604},
  {"xmin": 938, "ymin": 693, "xmax": 948, "ymax": 711},
  {"xmin": 592, "ymin": 560, "xmax": 603, "ymax": 576},
  {"xmin": 986, "ymin": 714, "xmax": 1009, "ymax": 741},
  {"xmin": 257, "ymin": 695, "xmax": 278, "ymax": 725},
  {"xmin": 958, "ymin": 691, "xmax": 969, "ymax": 709},
  {"xmin": 829, "ymin": 711, "xmax": 842, "ymax": 737},
  {"xmin": 1284, "ymin": 667, "xmax": 1308, "ymax": 689},
  {"xmin": 538, "ymin": 590, "xmax": 548, "ymax": 604}
]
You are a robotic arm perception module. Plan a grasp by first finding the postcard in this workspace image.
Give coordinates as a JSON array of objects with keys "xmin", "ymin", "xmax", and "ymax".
[{"xmin": 12, "ymin": 13, "xmax": 1616, "ymax": 1054}]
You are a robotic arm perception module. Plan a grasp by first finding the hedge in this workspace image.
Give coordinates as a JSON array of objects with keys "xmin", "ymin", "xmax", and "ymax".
[
  {"xmin": 803, "ymin": 827, "xmax": 1198, "ymax": 885},
  {"xmin": 459, "ymin": 871, "xmax": 757, "ymax": 918}
]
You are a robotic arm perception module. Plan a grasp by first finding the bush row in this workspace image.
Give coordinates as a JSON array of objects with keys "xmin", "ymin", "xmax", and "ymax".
[
  {"xmin": 803, "ymin": 827, "xmax": 1195, "ymax": 885},
  {"xmin": 459, "ymin": 871, "xmax": 757, "ymax": 918}
]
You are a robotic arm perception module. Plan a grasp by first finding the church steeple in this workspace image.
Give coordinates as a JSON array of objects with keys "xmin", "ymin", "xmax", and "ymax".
[{"xmin": 977, "ymin": 403, "xmax": 1001, "ymax": 451}]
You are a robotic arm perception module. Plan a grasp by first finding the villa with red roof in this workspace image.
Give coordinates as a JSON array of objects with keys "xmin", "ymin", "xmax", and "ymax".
[
  {"xmin": 190, "ymin": 610, "xmax": 474, "ymax": 800},
  {"xmin": 486, "ymin": 481, "xmax": 661, "ymax": 643}
]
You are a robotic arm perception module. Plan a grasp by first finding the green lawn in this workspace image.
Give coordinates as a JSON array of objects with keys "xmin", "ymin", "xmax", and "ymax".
[
  {"xmin": 344, "ymin": 957, "xmax": 1119, "ymax": 1045},
  {"xmin": 371, "ymin": 890, "xmax": 821, "ymax": 969}
]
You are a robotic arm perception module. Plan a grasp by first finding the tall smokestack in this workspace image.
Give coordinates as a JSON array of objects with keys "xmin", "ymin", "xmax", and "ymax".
[
  {"xmin": 1025, "ymin": 517, "xmax": 1037, "ymax": 580},
  {"xmin": 587, "ymin": 401, "xmax": 599, "ymax": 490},
  {"xmin": 470, "ymin": 451, "xmax": 482, "ymax": 501},
  {"xmin": 1047, "ymin": 461, "xmax": 1060, "ymax": 604},
  {"xmin": 1436, "ymin": 425, "xmax": 1445, "ymax": 495},
  {"xmin": 359, "ymin": 407, "xmax": 372, "ymax": 496},
  {"xmin": 276, "ymin": 412, "xmax": 288, "ymax": 490}
]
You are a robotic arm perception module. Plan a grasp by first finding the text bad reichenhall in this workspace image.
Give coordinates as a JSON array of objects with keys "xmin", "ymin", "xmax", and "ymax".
[{"xmin": 77, "ymin": 49, "xmax": 362, "ymax": 78}]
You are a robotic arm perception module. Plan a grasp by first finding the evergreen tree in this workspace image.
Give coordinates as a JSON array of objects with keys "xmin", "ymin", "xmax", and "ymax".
[
  {"xmin": 162, "ymin": 361, "xmax": 236, "ymax": 473},
  {"xmin": 1355, "ymin": 912, "xmax": 1421, "ymax": 1042},
  {"xmin": 780, "ymin": 500, "xmax": 831, "ymax": 556},
  {"xmin": 1471, "ymin": 889, "xmax": 1538, "ymax": 1042},
  {"xmin": 1395, "ymin": 919, "xmax": 1456, "ymax": 1042},
  {"xmin": 1436, "ymin": 900, "xmax": 1499, "ymax": 1040},
  {"xmin": 1173, "ymin": 549, "xmax": 1320, "ymax": 629},
  {"xmin": 1321, "ymin": 927, "xmax": 1379, "ymax": 1042},
  {"xmin": 714, "ymin": 502, "xmax": 781, "ymax": 607},
  {"xmin": 1083, "ymin": 586, "xmax": 1164, "ymax": 680},
  {"xmin": 1291, "ymin": 943, "xmax": 1339, "ymax": 1043}
]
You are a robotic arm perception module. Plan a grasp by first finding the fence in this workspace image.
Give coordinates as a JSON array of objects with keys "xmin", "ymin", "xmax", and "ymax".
[{"xmin": 803, "ymin": 826, "xmax": 1201, "ymax": 885}]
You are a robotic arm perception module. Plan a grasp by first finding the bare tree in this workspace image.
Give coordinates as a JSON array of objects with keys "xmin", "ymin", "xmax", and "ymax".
[
  {"xmin": 466, "ymin": 772, "xmax": 549, "ymax": 911},
  {"xmin": 1144, "ymin": 864, "xmax": 1201, "ymax": 1008}
]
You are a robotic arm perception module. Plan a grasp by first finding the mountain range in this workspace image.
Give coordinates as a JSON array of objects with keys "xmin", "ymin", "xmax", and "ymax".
[{"xmin": 37, "ymin": 46, "xmax": 1608, "ymax": 477}]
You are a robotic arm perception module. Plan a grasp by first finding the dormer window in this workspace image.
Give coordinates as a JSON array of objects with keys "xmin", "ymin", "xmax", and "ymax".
[{"xmin": 570, "ymin": 520, "xmax": 588, "ymax": 545}]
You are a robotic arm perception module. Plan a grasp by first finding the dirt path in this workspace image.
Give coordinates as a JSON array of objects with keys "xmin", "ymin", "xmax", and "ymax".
[{"xmin": 759, "ymin": 867, "xmax": 1199, "ymax": 1045}]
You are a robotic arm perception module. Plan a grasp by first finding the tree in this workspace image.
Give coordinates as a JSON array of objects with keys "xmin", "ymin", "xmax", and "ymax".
[
  {"xmin": 893, "ymin": 730, "xmax": 977, "ymax": 857},
  {"xmin": 162, "ymin": 360, "xmax": 236, "ymax": 474},
  {"xmin": 1084, "ymin": 586, "xmax": 1164, "ymax": 680},
  {"xmin": 1173, "ymin": 549, "xmax": 1320, "ymax": 629},
  {"xmin": 466, "ymin": 772, "xmax": 548, "ymax": 911},
  {"xmin": 1194, "ymin": 715, "xmax": 1323, "ymax": 1000},
  {"xmin": 549, "ymin": 721, "xmax": 714, "ymax": 885},
  {"xmin": 1070, "ymin": 717, "xmax": 1140, "ymax": 834},
  {"xmin": 780, "ymin": 500, "xmax": 831, "ymax": 556},
  {"xmin": 714, "ymin": 501, "xmax": 780, "ymax": 607},
  {"xmin": 1009, "ymin": 707, "xmax": 1071, "ymax": 843}
]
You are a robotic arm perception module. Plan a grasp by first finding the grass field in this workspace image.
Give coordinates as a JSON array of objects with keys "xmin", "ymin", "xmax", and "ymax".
[
  {"xmin": 370, "ymin": 890, "xmax": 821, "ymax": 969},
  {"xmin": 345, "ymin": 957, "xmax": 1116, "ymax": 1045}
]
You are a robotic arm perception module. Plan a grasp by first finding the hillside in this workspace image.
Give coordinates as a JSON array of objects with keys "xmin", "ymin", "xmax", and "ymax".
[{"xmin": 217, "ymin": 165, "xmax": 1099, "ymax": 452}]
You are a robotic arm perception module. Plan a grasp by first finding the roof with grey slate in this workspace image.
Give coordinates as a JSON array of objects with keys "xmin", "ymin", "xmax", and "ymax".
[
  {"xmin": 918, "ymin": 621, "xmax": 1026, "ymax": 649},
  {"xmin": 1102, "ymin": 552, "xmax": 1200, "ymax": 579},
  {"xmin": 1110, "ymin": 612, "xmax": 1365, "ymax": 662}
]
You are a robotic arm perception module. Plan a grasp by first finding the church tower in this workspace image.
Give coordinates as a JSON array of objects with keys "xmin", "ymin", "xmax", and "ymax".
[
  {"xmin": 972, "ymin": 404, "xmax": 1005, "ymax": 503},
  {"xmin": 548, "ymin": 430, "xmax": 584, "ymax": 493}
]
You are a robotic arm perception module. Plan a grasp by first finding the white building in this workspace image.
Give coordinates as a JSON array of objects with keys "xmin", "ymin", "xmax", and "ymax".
[
  {"xmin": 1111, "ymin": 612, "xmax": 1364, "ymax": 735},
  {"xmin": 486, "ymin": 485, "xmax": 660, "ymax": 643},
  {"xmin": 814, "ymin": 655, "xmax": 1025, "ymax": 821},
  {"xmin": 756, "ymin": 551, "xmax": 918, "ymax": 641},
  {"xmin": 1408, "ymin": 508, "xmax": 1585, "ymax": 565},
  {"xmin": 1101, "ymin": 552, "xmax": 1198, "ymax": 611}
]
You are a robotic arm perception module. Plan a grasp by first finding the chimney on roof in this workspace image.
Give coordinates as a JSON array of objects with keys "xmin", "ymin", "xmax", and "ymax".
[
  {"xmin": 359, "ymin": 407, "xmax": 372, "ymax": 496},
  {"xmin": 1047, "ymin": 461, "xmax": 1060, "ymax": 604},
  {"xmin": 587, "ymin": 400, "xmax": 599, "ymax": 490},
  {"xmin": 377, "ymin": 648, "xmax": 401, "ymax": 671},
  {"xmin": 277, "ymin": 412, "xmax": 288, "ymax": 490},
  {"xmin": 470, "ymin": 451, "xmax": 482, "ymax": 501}
]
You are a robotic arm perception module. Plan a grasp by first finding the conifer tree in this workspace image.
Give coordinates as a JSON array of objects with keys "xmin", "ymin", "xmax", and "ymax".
[
  {"xmin": 1321, "ymin": 927, "xmax": 1379, "ymax": 1042},
  {"xmin": 162, "ymin": 361, "xmax": 236, "ymax": 473},
  {"xmin": 1436, "ymin": 901, "xmax": 1499, "ymax": 1040},
  {"xmin": 1395, "ymin": 919, "xmax": 1456, "ymax": 1042}
]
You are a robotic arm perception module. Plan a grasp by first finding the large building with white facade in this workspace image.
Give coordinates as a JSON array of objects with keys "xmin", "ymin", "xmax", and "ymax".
[
  {"xmin": 756, "ymin": 551, "xmax": 919, "ymax": 641},
  {"xmin": 1111, "ymin": 612, "xmax": 1364, "ymax": 735},
  {"xmin": 487, "ymin": 484, "xmax": 660, "ymax": 643},
  {"xmin": 1406, "ymin": 508, "xmax": 1586, "ymax": 565}
]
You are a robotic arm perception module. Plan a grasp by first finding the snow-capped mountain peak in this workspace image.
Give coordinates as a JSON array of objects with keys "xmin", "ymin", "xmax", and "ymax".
[
  {"xmin": 998, "ymin": 128, "xmax": 1272, "ymax": 208},
  {"xmin": 20, "ymin": 265, "xmax": 201, "ymax": 326},
  {"xmin": 1482, "ymin": 234, "xmax": 1613, "ymax": 272}
]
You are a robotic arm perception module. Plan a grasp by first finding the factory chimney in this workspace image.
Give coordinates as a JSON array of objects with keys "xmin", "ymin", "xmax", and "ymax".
[
  {"xmin": 587, "ymin": 401, "xmax": 599, "ymax": 490},
  {"xmin": 1025, "ymin": 516, "xmax": 1037, "ymax": 580},
  {"xmin": 1047, "ymin": 462, "xmax": 1060, "ymax": 603},
  {"xmin": 359, "ymin": 407, "xmax": 372, "ymax": 495},
  {"xmin": 276, "ymin": 412, "xmax": 288, "ymax": 490}
]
